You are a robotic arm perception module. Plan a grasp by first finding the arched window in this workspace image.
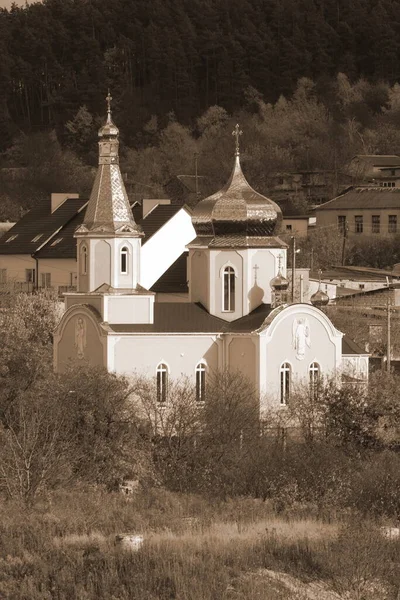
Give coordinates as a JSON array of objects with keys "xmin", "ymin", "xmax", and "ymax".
[
  {"xmin": 81, "ymin": 245, "xmax": 88, "ymax": 275},
  {"xmin": 120, "ymin": 246, "xmax": 129, "ymax": 274},
  {"xmin": 223, "ymin": 266, "xmax": 235, "ymax": 312},
  {"xmin": 309, "ymin": 362, "xmax": 320, "ymax": 398},
  {"xmin": 280, "ymin": 362, "xmax": 291, "ymax": 405},
  {"xmin": 195, "ymin": 361, "xmax": 206, "ymax": 402},
  {"xmin": 156, "ymin": 363, "xmax": 168, "ymax": 403}
]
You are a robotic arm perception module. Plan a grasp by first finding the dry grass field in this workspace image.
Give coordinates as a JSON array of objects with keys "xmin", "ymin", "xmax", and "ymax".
[{"xmin": 0, "ymin": 487, "xmax": 399, "ymax": 600}]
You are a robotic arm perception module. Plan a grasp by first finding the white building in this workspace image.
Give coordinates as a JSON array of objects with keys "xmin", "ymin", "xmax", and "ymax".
[{"xmin": 54, "ymin": 103, "xmax": 368, "ymax": 410}]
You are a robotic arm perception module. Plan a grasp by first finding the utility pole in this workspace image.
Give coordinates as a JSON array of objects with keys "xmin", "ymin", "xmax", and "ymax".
[
  {"xmin": 341, "ymin": 222, "xmax": 348, "ymax": 266},
  {"xmin": 387, "ymin": 296, "xmax": 391, "ymax": 374},
  {"xmin": 310, "ymin": 247, "xmax": 314, "ymax": 272},
  {"xmin": 291, "ymin": 236, "xmax": 296, "ymax": 303},
  {"xmin": 194, "ymin": 153, "xmax": 199, "ymax": 198}
]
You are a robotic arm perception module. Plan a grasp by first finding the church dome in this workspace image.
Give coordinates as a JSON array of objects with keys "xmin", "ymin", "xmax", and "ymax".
[
  {"xmin": 310, "ymin": 288, "xmax": 329, "ymax": 308},
  {"xmin": 270, "ymin": 271, "xmax": 289, "ymax": 291},
  {"xmin": 98, "ymin": 91, "xmax": 119, "ymax": 138},
  {"xmin": 192, "ymin": 126, "xmax": 282, "ymax": 237}
]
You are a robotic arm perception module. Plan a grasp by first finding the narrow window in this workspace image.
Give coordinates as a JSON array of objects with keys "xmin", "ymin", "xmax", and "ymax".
[
  {"xmin": 0, "ymin": 269, "xmax": 7, "ymax": 284},
  {"xmin": 40, "ymin": 273, "xmax": 51, "ymax": 288},
  {"xmin": 337, "ymin": 215, "xmax": 346, "ymax": 235},
  {"xmin": 371, "ymin": 215, "xmax": 380, "ymax": 234},
  {"xmin": 280, "ymin": 362, "xmax": 291, "ymax": 405},
  {"xmin": 389, "ymin": 215, "xmax": 397, "ymax": 234},
  {"xmin": 81, "ymin": 245, "xmax": 88, "ymax": 275},
  {"xmin": 354, "ymin": 215, "xmax": 363, "ymax": 234},
  {"xmin": 309, "ymin": 362, "xmax": 320, "ymax": 399},
  {"xmin": 120, "ymin": 246, "xmax": 129, "ymax": 274},
  {"xmin": 156, "ymin": 363, "xmax": 168, "ymax": 403},
  {"xmin": 195, "ymin": 362, "xmax": 206, "ymax": 402},
  {"xmin": 5, "ymin": 234, "xmax": 18, "ymax": 243},
  {"xmin": 223, "ymin": 266, "xmax": 235, "ymax": 312}
]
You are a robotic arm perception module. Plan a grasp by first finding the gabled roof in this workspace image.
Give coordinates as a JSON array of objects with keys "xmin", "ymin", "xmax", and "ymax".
[
  {"xmin": 342, "ymin": 336, "xmax": 368, "ymax": 355},
  {"xmin": 316, "ymin": 187, "xmax": 400, "ymax": 211},
  {"xmin": 0, "ymin": 197, "xmax": 87, "ymax": 255},
  {"xmin": 139, "ymin": 204, "xmax": 185, "ymax": 242},
  {"xmin": 352, "ymin": 155, "xmax": 400, "ymax": 167},
  {"xmin": 150, "ymin": 252, "xmax": 188, "ymax": 293}
]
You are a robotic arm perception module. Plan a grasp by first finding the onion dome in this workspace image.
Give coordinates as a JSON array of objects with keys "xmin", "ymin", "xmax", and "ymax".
[
  {"xmin": 192, "ymin": 124, "xmax": 282, "ymax": 236},
  {"xmin": 270, "ymin": 270, "xmax": 289, "ymax": 291},
  {"xmin": 311, "ymin": 272, "xmax": 329, "ymax": 308}
]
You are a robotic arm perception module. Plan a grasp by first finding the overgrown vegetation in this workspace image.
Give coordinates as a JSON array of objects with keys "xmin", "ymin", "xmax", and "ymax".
[{"xmin": 1, "ymin": 290, "xmax": 400, "ymax": 597}]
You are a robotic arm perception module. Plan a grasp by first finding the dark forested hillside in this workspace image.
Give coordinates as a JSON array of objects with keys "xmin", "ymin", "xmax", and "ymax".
[{"xmin": 2, "ymin": 0, "xmax": 400, "ymax": 144}]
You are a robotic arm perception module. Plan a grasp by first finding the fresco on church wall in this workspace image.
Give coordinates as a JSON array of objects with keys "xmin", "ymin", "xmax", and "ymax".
[
  {"xmin": 55, "ymin": 310, "xmax": 106, "ymax": 372},
  {"xmin": 260, "ymin": 306, "xmax": 341, "ymax": 406}
]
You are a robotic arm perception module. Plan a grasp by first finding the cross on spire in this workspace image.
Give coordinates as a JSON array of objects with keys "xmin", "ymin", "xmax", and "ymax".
[
  {"xmin": 106, "ymin": 90, "xmax": 112, "ymax": 116},
  {"xmin": 232, "ymin": 123, "xmax": 243, "ymax": 156}
]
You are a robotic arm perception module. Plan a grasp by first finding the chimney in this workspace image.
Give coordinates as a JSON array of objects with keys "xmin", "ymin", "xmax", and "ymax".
[{"xmin": 51, "ymin": 193, "xmax": 79, "ymax": 214}]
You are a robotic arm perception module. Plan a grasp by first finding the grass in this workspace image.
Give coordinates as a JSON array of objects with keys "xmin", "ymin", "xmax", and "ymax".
[{"xmin": 0, "ymin": 487, "xmax": 399, "ymax": 599}]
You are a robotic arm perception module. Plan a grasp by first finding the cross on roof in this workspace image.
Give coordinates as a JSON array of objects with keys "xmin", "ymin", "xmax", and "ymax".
[
  {"xmin": 106, "ymin": 90, "xmax": 112, "ymax": 115},
  {"xmin": 232, "ymin": 123, "xmax": 243, "ymax": 156},
  {"xmin": 253, "ymin": 263, "xmax": 259, "ymax": 282}
]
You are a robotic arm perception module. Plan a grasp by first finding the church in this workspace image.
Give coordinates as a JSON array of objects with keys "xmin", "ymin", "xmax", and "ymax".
[{"xmin": 54, "ymin": 97, "xmax": 368, "ymax": 411}]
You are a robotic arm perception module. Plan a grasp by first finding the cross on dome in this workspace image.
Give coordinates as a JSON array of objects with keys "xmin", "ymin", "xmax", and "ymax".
[
  {"xmin": 232, "ymin": 123, "xmax": 243, "ymax": 156},
  {"xmin": 106, "ymin": 90, "xmax": 113, "ymax": 116}
]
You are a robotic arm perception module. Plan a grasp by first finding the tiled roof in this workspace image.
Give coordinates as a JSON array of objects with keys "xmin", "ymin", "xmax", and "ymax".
[
  {"xmin": 0, "ymin": 198, "xmax": 87, "ymax": 255},
  {"xmin": 188, "ymin": 235, "xmax": 287, "ymax": 248},
  {"xmin": 353, "ymin": 155, "xmax": 400, "ymax": 167},
  {"xmin": 316, "ymin": 187, "xmax": 400, "ymax": 211},
  {"xmin": 342, "ymin": 336, "xmax": 368, "ymax": 355},
  {"xmin": 140, "ymin": 204, "xmax": 184, "ymax": 242},
  {"xmin": 108, "ymin": 302, "xmax": 230, "ymax": 333},
  {"xmin": 310, "ymin": 267, "xmax": 396, "ymax": 282},
  {"xmin": 150, "ymin": 252, "xmax": 188, "ymax": 293},
  {"xmin": 36, "ymin": 210, "xmax": 85, "ymax": 259}
]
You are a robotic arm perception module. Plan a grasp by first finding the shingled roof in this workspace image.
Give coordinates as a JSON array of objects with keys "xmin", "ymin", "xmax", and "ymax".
[
  {"xmin": 316, "ymin": 187, "xmax": 400, "ymax": 211},
  {"xmin": 0, "ymin": 197, "xmax": 87, "ymax": 255},
  {"xmin": 150, "ymin": 252, "xmax": 188, "ymax": 293}
]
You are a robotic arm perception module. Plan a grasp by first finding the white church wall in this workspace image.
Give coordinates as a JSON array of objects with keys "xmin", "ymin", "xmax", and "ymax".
[
  {"xmin": 105, "ymin": 295, "xmax": 154, "ymax": 324},
  {"xmin": 225, "ymin": 336, "xmax": 258, "ymax": 389},
  {"xmin": 93, "ymin": 239, "xmax": 111, "ymax": 289},
  {"xmin": 111, "ymin": 334, "xmax": 220, "ymax": 381},
  {"xmin": 259, "ymin": 305, "xmax": 342, "ymax": 410},
  {"xmin": 249, "ymin": 249, "xmax": 287, "ymax": 310},
  {"xmin": 140, "ymin": 208, "xmax": 196, "ymax": 290},
  {"xmin": 211, "ymin": 249, "xmax": 244, "ymax": 321},
  {"xmin": 189, "ymin": 249, "xmax": 209, "ymax": 308}
]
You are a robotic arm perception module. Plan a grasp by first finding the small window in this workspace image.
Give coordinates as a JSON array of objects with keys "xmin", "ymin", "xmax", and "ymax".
[
  {"xmin": 286, "ymin": 224, "xmax": 292, "ymax": 231},
  {"xmin": 359, "ymin": 284, "xmax": 365, "ymax": 290},
  {"xmin": 223, "ymin": 266, "xmax": 235, "ymax": 312},
  {"xmin": 354, "ymin": 215, "xmax": 363, "ymax": 234},
  {"xmin": 309, "ymin": 362, "xmax": 320, "ymax": 398},
  {"xmin": 371, "ymin": 215, "xmax": 380, "ymax": 234},
  {"xmin": 195, "ymin": 362, "xmax": 206, "ymax": 403},
  {"xmin": 81, "ymin": 245, "xmax": 88, "ymax": 275},
  {"xmin": 25, "ymin": 268, "xmax": 35, "ymax": 283},
  {"xmin": 120, "ymin": 246, "xmax": 129, "ymax": 274},
  {"xmin": 41, "ymin": 273, "xmax": 51, "ymax": 288},
  {"xmin": 32, "ymin": 234, "xmax": 43, "ymax": 242},
  {"xmin": 5, "ymin": 234, "xmax": 18, "ymax": 243},
  {"xmin": 50, "ymin": 237, "xmax": 63, "ymax": 246},
  {"xmin": 156, "ymin": 363, "xmax": 168, "ymax": 403},
  {"xmin": 280, "ymin": 362, "xmax": 291, "ymax": 405},
  {"xmin": 389, "ymin": 215, "xmax": 397, "ymax": 234}
]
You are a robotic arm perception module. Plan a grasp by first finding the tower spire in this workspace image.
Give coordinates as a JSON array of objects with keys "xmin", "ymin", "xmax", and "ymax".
[{"xmin": 75, "ymin": 92, "xmax": 142, "ymax": 235}]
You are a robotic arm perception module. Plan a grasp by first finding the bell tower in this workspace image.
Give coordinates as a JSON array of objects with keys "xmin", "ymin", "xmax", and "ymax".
[
  {"xmin": 64, "ymin": 92, "xmax": 154, "ymax": 326},
  {"xmin": 74, "ymin": 91, "xmax": 143, "ymax": 293}
]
